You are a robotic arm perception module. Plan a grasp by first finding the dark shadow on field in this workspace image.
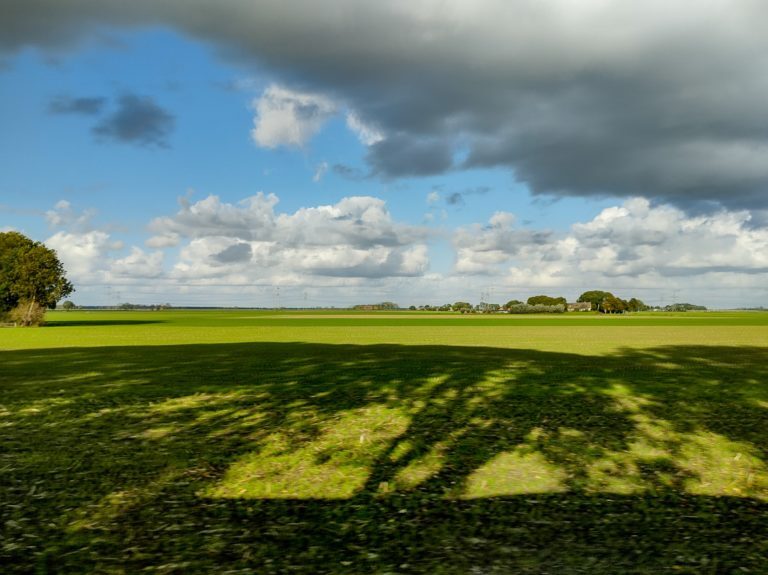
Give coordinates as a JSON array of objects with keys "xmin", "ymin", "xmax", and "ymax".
[{"xmin": 1, "ymin": 342, "xmax": 767, "ymax": 573}]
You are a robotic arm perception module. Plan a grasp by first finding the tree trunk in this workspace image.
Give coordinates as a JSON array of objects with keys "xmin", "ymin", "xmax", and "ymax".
[{"xmin": 23, "ymin": 297, "xmax": 36, "ymax": 327}]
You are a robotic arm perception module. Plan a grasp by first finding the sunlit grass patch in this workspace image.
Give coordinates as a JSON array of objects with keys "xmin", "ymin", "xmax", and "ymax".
[
  {"xmin": 679, "ymin": 432, "xmax": 768, "ymax": 499},
  {"xmin": 390, "ymin": 441, "xmax": 447, "ymax": 491},
  {"xmin": 464, "ymin": 450, "xmax": 568, "ymax": 497},
  {"xmin": 202, "ymin": 406, "xmax": 409, "ymax": 499}
]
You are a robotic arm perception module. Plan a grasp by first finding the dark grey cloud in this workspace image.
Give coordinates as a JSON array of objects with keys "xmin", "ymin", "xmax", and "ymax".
[
  {"xmin": 213, "ymin": 242, "xmax": 252, "ymax": 264},
  {"xmin": 4, "ymin": 1, "xmax": 768, "ymax": 209},
  {"xmin": 332, "ymin": 164, "xmax": 365, "ymax": 181},
  {"xmin": 446, "ymin": 192, "xmax": 463, "ymax": 206},
  {"xmin": 93, "ymin": 93, "xmax": 174, "ymax": 147},
  {"xmin": 367, "ymin": 135, "xmax": 453, "ymax": 178},
  {"xmin": 446, "ymin": 186, "xmax": 490, "ymax": 206},
  {"xmin": 48, "ymin": 95, "xmax": 106, "ymax": 115}
]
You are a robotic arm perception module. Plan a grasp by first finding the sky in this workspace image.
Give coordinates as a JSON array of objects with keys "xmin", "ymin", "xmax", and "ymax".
[{"xmin": 1, "ymin": 0, "xmax": 767, "ymax": 309}]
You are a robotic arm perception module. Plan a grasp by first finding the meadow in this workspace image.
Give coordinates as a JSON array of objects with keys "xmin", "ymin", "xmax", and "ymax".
[{"xmin": 1, "ymin": 310, "xmax": 767, "ymax": 573}]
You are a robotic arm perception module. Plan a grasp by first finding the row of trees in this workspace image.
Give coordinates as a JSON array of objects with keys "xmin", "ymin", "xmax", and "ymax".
[
  {"xmin": 116, "ymin": 302, "xmax": 173, "ymax": 311},
  {"xmin": 399, "ymin": 293, "xmax": 709, "ymax": 314},
  {"xmin": 353, "ymin": 302, "xmax": 399, "ymax": 310},
  {"xmin": 411, "ymin": 296, "xmax": 569, "ymax": 314},
  {"xmin": 576, "ymin": 290, "xmax": 650, "ymax": 313},
  {"xmin": 663, "ymin": 303, "xmax": 707, "ymax": 312},
  {"xmin": 410, "ymin": 292, "xmax": 663, "ymax": 314},
  {"xmin": 574, "ymin": 292, "xmax": 707, "ymax": 313},
  {"xmin": 0, "ymin": 232, "xmax": 74, "ymax": 326}
]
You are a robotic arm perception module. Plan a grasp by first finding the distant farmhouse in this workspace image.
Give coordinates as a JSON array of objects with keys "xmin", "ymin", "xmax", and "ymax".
[{"xmin": 567, "ymin": 302, "xmax": 592, "ymax": 312}]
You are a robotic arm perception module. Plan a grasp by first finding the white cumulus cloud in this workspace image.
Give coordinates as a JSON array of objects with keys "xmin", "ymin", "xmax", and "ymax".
[
  {"xmin": 453, "ymin": 198, "xmax": 768, "ymax": 305},
  {"xmin": 251, "ymin": 85, "xmax": 337, "ymax": 148},
  {"xmin": 46, "ymin": 230, "xmax": 122, "ymax": 280},
  {"xmin": 149, "ymin": 193, "xmax": 430, "ymax": 281},
  {"xmin": 346, "ymin": 111, "xmax": 384, "ymax": 146},
  {"xmin": 45, "ymin": 200, "xmax": 96, "ymax": 230},
  {"xmin": 110, "ymin": 247, "xmax": 164, "ymax": 278}
]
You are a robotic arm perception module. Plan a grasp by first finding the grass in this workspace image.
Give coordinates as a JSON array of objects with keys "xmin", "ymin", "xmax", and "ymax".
[{"xmin": 1, "ymin": 310, "xmax": 767, "ymax": 573}]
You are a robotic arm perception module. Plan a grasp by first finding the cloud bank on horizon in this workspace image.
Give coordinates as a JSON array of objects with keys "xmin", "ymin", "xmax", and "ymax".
[
  {"xmin": 2, "ymin": 1, "xmax": 767, "ymax": 307},
  {"xmin": 41, "ymin": 194, "xmax": 768, "ymax": 308}
]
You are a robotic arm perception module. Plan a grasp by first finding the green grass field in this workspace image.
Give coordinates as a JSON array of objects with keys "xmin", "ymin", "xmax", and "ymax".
[{"xmin": 2, "ymin": 310, "xmax": 767, "ymax": 573}]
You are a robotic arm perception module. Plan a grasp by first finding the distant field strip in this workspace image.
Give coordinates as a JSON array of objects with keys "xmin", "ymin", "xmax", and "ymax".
[{"xmin": 2, "ymin": 310, "xmax": 767, "ymax": 351}]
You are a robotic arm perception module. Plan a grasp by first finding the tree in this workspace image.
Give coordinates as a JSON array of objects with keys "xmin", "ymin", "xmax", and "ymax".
[
  {"xmin": 506, "ymin": 303, "xmax": 565, "ymax": 314},
  {"xmin": 527, "ymin": 295, "xmax": 567, "ymax": 307},
  {"xmin": 452, "ymin": 301, "xmax": 472, "ymax": 312},
  {"xmin": 665, "ymin": 303, "xmax": 707, "ymax": 312},
  {"xmin": 0, "ymin": 232, "xmax": 74, "ymax": 326},
  {"xmin": 577, "ymin": 290, "xmax": 614, "ymax": 311},
  {"xmin": 627, "ymin": 297, "xmax": 648, "ymax": 312},
  {"xmin": 601, "ymin": 295, "xmax": 628, "ymax": 314},
  {"xmin": 503, "ymin": 299, "xmax": 522, "ymax": 309},
  {"xmin": 61, "ymin": 300, "xmax": 76, "ymax": 311}
]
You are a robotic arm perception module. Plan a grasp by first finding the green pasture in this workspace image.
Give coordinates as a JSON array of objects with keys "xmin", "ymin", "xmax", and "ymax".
[{"xmin": 1, "ymin": 310, "xmax": 767, "ymax": 573}]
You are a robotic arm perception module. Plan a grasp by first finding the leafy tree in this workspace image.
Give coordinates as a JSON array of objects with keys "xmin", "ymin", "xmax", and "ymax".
[
  {"xmin": 452, "ymin": 301, "xmax": 472, "ymax": 312},
  {"xmin": 601, "ymin": 295, "xmax": 628, "ymax": 314},
  {"xmin": 577, "ymin": 290, "xmax": 614, "ymax": 311},
  {"xmin": 665, "ymin": 303, "xmax": 707, "ymax": 312},
  {"xmin": 527, "ymin": 295, "xmax": 567, "ymax": 307},
  {"xmin": 506, "ymin": 303, "xmax": 565, "ymax": 314},
  {"xmin": 503, "ymin": 300, "xmax": 523, "ymax": 309},
  {"xmin": 61, "ymin": 300, "xmax": 76, "ymax": 311},
  {"xmin": 0, "ymin": 231, "xmax": 74, "ymax": 326},
  {"xmin": 627, "ymin": 298, "xmax": 648, "ymax": 312}
]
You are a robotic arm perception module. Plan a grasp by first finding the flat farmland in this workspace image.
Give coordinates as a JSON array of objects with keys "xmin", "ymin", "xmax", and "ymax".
[{"xmin": 1, "ymin": 310, "xmax": 767, "ymax": 573}]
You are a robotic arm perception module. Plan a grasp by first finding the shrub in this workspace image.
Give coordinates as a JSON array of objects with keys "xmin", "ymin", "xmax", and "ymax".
[
  {"xmin": 506, "ymin": 303, "xmax": 565, "ymax": 314},
  {"xmin": 8, "ymin": 299, "xmax": 47, "ymax": 326}
]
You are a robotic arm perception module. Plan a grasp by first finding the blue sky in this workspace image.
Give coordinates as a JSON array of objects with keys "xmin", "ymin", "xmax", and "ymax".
[{"xmin": 2, "ymin": 2, "xmax": 768, "ymax": 308}]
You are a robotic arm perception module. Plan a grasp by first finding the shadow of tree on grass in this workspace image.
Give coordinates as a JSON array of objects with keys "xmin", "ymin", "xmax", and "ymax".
[{"xmin": 1, "ymin": 342, "xmax": 767, "ymax": 573}]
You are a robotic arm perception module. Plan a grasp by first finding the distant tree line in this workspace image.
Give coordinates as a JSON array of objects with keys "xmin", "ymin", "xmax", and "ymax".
[
  {"xmin": 353, "ymin": 302, "xmax": 399, "ymax": 310},
  {"xmin": 409, "ymin": 304, "xmax": 454, "ymax": 311},
  {"xmin": 406, "ymin": 291, "xmax": 706, "ymax": 314},
  {"xmin": 575, "ymin": 291, "xmax": 707, "ymax": 313},
  {"xmin": 505, "ymin": 303, "xmax": 565, "ymax": 314},
  {"xmin": 662, "ymin": 303, "xmax": 707, "ymax": 312},
  {"xmin": 117, "ymin": 303, "xmax": 174, "ymax": 311},
  {"xmin": 409, "ymin": 295, "xmax": 569, "ymax": 314},
  {"xmin": 576, "ymin": 290, "xmax": 649, "ymax": 313}
]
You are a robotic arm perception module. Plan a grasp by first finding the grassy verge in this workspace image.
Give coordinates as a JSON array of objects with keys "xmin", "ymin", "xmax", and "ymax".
[{"xmin": 1, "ymin": 312, "xmax": 767, "ymax": 573}]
